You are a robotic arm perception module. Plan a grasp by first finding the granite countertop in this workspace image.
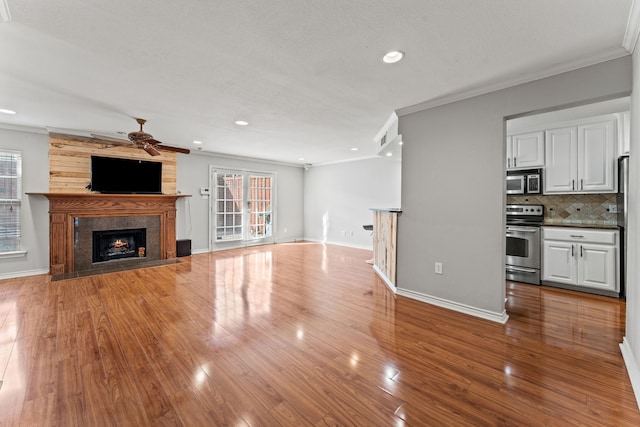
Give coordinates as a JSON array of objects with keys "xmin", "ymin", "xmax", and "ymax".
[{"xmin": 542, "ymin": 220, "xmax": 619, "ymax": 230}]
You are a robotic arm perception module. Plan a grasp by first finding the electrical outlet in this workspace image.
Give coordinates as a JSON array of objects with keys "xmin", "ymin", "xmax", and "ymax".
[
  {"xmin": 608, "ymin": 204, "xmax": 618, "ymax": 213},
  {"xmin": 435, "ymin": 262, "xmax": 443, "ymax": 275}
]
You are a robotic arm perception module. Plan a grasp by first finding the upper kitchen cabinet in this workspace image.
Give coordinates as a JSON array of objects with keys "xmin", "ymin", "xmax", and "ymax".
[
  {"xmin": 618, "ymin": 111, "xmax": 630, "ymax": 155},
  {"xmin": 506, "ymin": 131, "xmax": 544, "ymax": 170},
  {"xmin": 544, "ymin": 116, "xmax": 617, "ymax": 194}
]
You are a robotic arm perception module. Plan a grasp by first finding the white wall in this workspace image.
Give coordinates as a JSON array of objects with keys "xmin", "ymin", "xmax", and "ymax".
[
  {"xmin": 397, "ymin": 56, "xmax": 632, "ymax": 321},
  {"xmin": 304, "ymin": 156, "xmax": 401, "ymax": 248},
  {"xmin": 176, "ymin": 152, "xmax": 304, "ymax": 252},
  {"xmin": 621, "ymin": 49, "xmax": 640, "ymax": 407},
  {"xmin": 0, "ymin": 128, "xmax": 50, "ymax": 278}
]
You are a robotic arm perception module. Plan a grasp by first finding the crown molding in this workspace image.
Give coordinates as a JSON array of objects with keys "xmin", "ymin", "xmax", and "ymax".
[
  {"xmin": 623, "ymin": 0, "xmax": 640, "ymax": 53},
  {"xmin": 192, "ymin": 148, "xmax": 303, "ymax": 168},
  {"xmin": 397, "ymin": 49, "xmax": 630, "ymax": 117},
  {"xmin": 0, "ymin": 0, "xmax": 11, "ymax": 23},
  {"xmin": 0, "ymin": 122, "xmax": 47, "ymax": 134},
  {"xmin": 373, "ymin": 112, "xmax": 398, "ymax": 143}
]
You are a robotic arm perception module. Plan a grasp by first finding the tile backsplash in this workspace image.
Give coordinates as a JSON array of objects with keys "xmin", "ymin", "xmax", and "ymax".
[{"xmin": 507, "ymin": 194, "xmax": 618, "ymax": 226}]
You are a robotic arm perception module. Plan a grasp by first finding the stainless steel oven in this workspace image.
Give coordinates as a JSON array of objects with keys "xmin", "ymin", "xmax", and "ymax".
[{"xmin": 506, "ymin": 205, "xmax": 544, "ymax": 285}]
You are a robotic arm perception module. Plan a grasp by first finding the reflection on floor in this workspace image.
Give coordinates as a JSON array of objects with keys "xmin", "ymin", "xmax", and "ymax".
[{"xmin": 51, "ymin": 258, "xmax": 181, "ymax": 281}]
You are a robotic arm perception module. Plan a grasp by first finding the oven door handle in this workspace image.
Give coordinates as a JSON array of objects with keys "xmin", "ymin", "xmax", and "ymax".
[
  {"xmin": 506, "ymin": 226, "xmax": 539, "ymax": 233},
  {"xmin": 506, "ymin": 266, "xmax": 538, "ymax": 274}
]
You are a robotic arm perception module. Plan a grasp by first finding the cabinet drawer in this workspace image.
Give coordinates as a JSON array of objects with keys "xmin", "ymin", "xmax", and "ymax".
[{"xmin": 542, "ymin": 227, "xmax": 617, "ymax": 245}]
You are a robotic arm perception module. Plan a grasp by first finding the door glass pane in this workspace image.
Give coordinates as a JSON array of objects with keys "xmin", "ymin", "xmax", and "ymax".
[
  {"xmin": 215, "ymin": 173, "xmax": 243, "ymax": 241},
  {"xmin": 248, "ymin": 175, "xmax": 272, "ymax": 239}
]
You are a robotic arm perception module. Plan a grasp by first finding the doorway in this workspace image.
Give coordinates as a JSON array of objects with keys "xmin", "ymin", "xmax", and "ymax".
[{"xmin": 209, "ymin": 167, "xmax": 275, "ymax": 250}]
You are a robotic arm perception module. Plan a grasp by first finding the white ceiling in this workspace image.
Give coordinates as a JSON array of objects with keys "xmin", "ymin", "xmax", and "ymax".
[{"xmin": 0, "ymin": 0, "xmax": 633, "ymax": 165}]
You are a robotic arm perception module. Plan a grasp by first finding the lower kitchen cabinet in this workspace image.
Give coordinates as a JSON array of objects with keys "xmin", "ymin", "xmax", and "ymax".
[{"xmin": 542, "ymin": 227, "xmax": 618, "ymax": 294}]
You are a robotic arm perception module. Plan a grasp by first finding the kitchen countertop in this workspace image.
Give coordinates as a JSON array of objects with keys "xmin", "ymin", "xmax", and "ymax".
[
  {"xmin": 370, "ymin": 208, "xmax": 402, "ymax": 212},
  {"xmin": 542, "ymin": 221, "xmax": 619, "ymax": 230}
]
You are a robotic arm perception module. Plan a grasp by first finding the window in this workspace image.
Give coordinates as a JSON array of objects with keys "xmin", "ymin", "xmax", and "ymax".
[
  {"xmin": 0, "ymin": 151, "xmax": 21, "ymax": 252},
  {"xmin": 248, "ymin": 175, "xmax": 272, "ymax": 239},
  {"xmin": 215, "ymin": 172, "xmax": 244, "ymax": 241}
]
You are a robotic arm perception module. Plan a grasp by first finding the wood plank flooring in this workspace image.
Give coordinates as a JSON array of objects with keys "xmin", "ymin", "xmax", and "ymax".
[{"xmin": 0, "ymin": 242, "xmax": 638, "ymax": 426}]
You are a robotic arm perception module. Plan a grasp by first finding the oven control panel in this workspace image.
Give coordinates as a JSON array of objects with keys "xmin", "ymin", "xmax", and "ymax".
[{"xmin": 506, "ymin": 204, "xmax": 544, "ymax": 216}]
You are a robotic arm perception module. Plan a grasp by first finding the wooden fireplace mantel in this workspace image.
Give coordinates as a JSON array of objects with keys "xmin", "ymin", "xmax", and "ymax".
[{"xmin": 28, "ymin": 193, "xmax": 190, "ymax": 275}]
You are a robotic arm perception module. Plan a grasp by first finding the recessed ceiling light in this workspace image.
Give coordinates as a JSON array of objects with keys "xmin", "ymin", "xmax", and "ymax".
[
  {"xmin": 235, "ymin": 120, "xmax": 249, "ymax": 126},
  {"xmin": 298, "ymin": 157, "xmax": 305, "ymax": 161},
  {"xmin": 193, "ymin": 140, "xmax": 203, "ymax": 145},
  {"xmin": 0, "ymin": 109, "xmax": 16, "ymax": 115},
  {"xmin": 382, "ymin": 50, "xmax": 404, "ymax": 64},
  {"xmin": 350, "ymin": 147, "xmax": 359, "ymax": 151},
  {"xmin": 398, "ymin": 141, "xmax": 403, "ymax": 145},
  {"xmin": 386, "ymin": 152, "xmax": 393, "ymax": 157}
]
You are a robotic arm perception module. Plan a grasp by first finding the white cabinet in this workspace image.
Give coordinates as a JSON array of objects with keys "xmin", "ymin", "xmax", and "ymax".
[
  {"xmin": 618, "ymin": 111, "xmax": 630, "ymax": 155},
  {"xmin": 542, "ymin": 227, "xmax": 618, "ymax": 293},
  {"xmin": 544, "ymin": 118, "xmax": 617, "ymax": 194},
  {"xmin": 506, "ymin": 131, "xmax": 544, "ymax": 170}
]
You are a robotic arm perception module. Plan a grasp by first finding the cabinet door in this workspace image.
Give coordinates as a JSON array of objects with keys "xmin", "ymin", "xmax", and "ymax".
[
  {"xmin": 544, "ymin": 127, "xmax": 577, "ymax": 193},
  {"xmin": 542, "ymin": 240, "xmax": 577, "ymax": 285},
  {"xmin": 578, "ymin": 119, "xmax": 616, "ymax": 193},
  {"xmin": 511, "ymin": 131, "xmax": 544, "ymax": 169},
  {"xmin": 506, "ymin": 136, "xmax": 513, "ymax": 169},
  {"xmin": 578, "ymin": 244, "xmax": 617, "ymax": 292},
  {"xmin": 618, "ymin": 112, "xmax": 630, "ymax": 155}
]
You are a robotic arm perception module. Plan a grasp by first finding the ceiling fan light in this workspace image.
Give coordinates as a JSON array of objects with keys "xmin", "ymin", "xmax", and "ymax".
[{"xmin": 382, "ymin": 50, "xmax": 405, "ymax": 64}]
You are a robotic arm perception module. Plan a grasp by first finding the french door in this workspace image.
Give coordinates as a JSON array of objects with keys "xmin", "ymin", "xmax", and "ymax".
[{"xmin": 210, "ymin": 168, "xmax": 275, "ymax": 249}]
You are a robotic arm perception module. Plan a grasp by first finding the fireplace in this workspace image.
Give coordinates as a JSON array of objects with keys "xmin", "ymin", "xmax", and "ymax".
[
  {"xmin": 74, "ymin": 214, "xmax": 161, "ymax": 271},
  {"xmin": 31, "ymin": 193, "xmax": 185, "ymax": 275},
  {"xmin": 93, "ymin": 228, "xmax": 147, "ymax": 263}
]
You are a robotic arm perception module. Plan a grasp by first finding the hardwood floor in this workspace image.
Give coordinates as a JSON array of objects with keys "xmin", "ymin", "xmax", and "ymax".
[{"xmin": 0, "ymin": 242, "xmax": 638, "ymax": 426}]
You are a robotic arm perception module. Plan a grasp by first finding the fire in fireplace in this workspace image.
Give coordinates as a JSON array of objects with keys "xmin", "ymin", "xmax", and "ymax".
[{"xmin": 93, "ymin": 228, "xmax": 147, "ymax": 263}]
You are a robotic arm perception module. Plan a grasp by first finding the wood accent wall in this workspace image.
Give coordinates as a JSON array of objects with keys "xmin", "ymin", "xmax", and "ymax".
[
  {"xmin": 373, "ymin": 210, "xmax": 399, "ymax": 287},
  {"xmin": 48, "ymin": 133, "xmax": 177, "ymax": 194}
]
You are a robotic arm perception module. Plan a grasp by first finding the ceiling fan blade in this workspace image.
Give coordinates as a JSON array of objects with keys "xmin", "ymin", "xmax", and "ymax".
[
  {"xmin": 90, "ymin": 133, "xmax": 132, "ymax": 145},
  {"xmin": 142, "ymin": 143, "xmax": 161, "ymax": 156},
  {"xmin": 157, "ymin": 144, "xmax": 191, "ymax": 155}
]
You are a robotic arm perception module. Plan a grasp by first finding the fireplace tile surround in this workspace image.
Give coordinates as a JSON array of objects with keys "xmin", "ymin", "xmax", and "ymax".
[
  {"xmin": 75, "ymin": 216, "xmax": 158, "ymax": 271},
  {"xmin": 29, "ymin": 193, "xmax": 188, "ymax": 275}
]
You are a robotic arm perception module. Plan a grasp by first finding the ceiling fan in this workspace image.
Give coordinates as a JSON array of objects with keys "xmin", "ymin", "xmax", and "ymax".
[{"xmin": 91, "ymin": 118, "xmax": 190, "ymax": 156}]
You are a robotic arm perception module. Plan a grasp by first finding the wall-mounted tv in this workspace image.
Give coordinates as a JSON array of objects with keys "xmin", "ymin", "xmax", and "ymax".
[{"xmin": 90, "ymin": 156, "xmax": 162, "ymax": 194}]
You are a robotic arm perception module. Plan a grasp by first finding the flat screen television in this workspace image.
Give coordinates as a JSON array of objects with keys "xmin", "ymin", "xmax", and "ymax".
[{"xmin": 90, "ymin": 156, "xmax": 162, "ymax": 194}]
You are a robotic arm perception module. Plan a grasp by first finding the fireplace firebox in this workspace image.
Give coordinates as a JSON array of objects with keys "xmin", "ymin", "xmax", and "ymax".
[{"xmin": 93, "ymin": 228, "xmax": 147, "ymax": 263}]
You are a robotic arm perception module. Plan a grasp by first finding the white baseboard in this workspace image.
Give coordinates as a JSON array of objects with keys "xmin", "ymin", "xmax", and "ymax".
[
  {"xmin": 302, "ymin": 237, "xmax": 373, "ymax": 251},
  {"xmin": 620, "ymin": 337, "xmax": 640, "ymax": 410},
  {"xmin": 396, "ymin": 287, "xmax": 509, "ymax": 324},
  {"xmin": 191, "ymin": 248, "xmax": 210, "ymax": 255},
  {"xmin": 0, "ymin": 268, "xmax": 49, "ymax": 280},
  {"xmin": 373, "ymin": 265, "xmax": 396, "ymax": 294}
]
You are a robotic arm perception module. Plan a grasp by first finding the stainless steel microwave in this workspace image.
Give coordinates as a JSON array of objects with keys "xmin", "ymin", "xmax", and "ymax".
[{"xmin": 506, "ymin": 169, "xmax": 541, "ymax": 195}]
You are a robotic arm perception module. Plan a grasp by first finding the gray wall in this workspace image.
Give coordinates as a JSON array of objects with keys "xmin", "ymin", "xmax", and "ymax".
[
  {"xmin": 176, "ymin": 152, "xmax": 304, "ymax": 252},
  {"xmin": 304, "ymin": 156, "xmax": 401, "ymax": 248},
  {"xmin": 0, "ymin": 127, "xmax": 49, "ymax": 277},
  {"xmin": 623, "ymin": 48, "xmax": 640, "ymax": 403},
  {"xmin": 397, "ymin": 56, "xmax": 632, "ymax": 318}
]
